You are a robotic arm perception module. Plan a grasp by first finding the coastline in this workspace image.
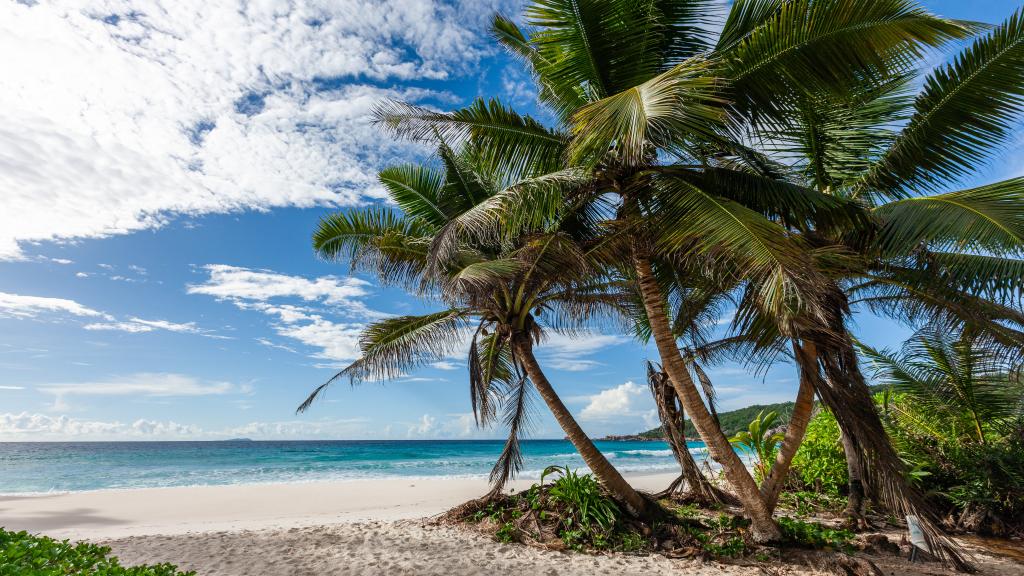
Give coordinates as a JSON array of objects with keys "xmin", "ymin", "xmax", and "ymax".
[{"xmin": 0, "ymin": 471, "xmax": 680, "ymax": 540}]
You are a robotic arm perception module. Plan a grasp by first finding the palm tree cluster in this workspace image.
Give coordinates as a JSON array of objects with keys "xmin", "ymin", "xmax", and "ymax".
[{"xmin": 298, "ymin": 1, "xmax": 1024, "ymax": 571}]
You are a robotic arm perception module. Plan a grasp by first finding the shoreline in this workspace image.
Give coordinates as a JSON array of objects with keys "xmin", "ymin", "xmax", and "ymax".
[{"xmin": 0, "ymin": 471, "xmax": 680, "ymax": 540}]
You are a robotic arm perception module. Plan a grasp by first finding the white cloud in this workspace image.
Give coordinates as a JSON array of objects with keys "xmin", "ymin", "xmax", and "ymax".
[
  {"xmin": 0, "ymin": 0, "xmax": 513, "ymax": 260},
  {"xmin": 1, "ymin": 291, "xmax": 224, "ymax": 337},
  {"xmin": 536, "ymin": 332, "xmax": 629, "ymax": 372},
  {"xmin": 83, "ymin": 316, "xmax": 225, "ymax": 337},
  {"xmin": 0, "ymin": 385, "xmax": 25, "ymax": 390},
  {"xmin": 189, "ymin": 264, "xmax": 382, "ymax": 361},
  {"xmin": 580, "ymin": 381, "xmax": 652, "ymax": 421},
  {"xmin": 75, "ymin": 272, "xmax": 90, "ymax": 278},
  {"xmin": 37, "ymin": 372, "xmax": 236, "ymax": 410},
  {"xmin": 430, "ymin": 360, "xmax": 460, "ymax": 370},
  {"xmin": 408, "ymin": 413, "xmax": 437, "ymax": 436},
  {"xmin": 0, "ymin": 411, "xmax": 373, "ymax": 440},
  {"xmin": 275, "ymin": 317, "xmax": 365, "ymax": 362},
  {"xmin": 189, "ymin": 264, "xmax": 374, "ymax": 312},
  {"xmin": 0, "ymin": 291, "xmax": 110, "ymax": 320},
  {"xmin": 49, "ymin": 257, "xmax": 74, "ymax": 265}
]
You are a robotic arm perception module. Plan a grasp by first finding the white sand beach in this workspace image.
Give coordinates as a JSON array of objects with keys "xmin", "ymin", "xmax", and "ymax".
[{"xmin": 2, "ymin": 473, "xmax": 1022, "ymax": 576}]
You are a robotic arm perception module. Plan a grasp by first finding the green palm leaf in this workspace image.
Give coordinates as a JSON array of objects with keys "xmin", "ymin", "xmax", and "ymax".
[
  {"xmin": 568, "ymin": 58, "xmax": 727, "ymax": 166},
  {"xmin": 378, "ymin": 164, "xmax": 448, "ymax": 227},
  {"xmin": 340, "ymin": 309, "xmax": 473, "ymax": 385},
  {"xmin": 725, "ymin": 0, "xmax": 969, "ymax": 118},
  {"xmin": 649, "ymin": 174, "xmax": 822, "ymax": 320},
  {"xmin": 312, "ymin": 207, "xmax": 432, "ymax": 288},
  {"xmin": 873, "ymin": 178, "xmax": 1024, "ymax": 256},
  {"xmin": 861, "ymin": 8, "xmax": 1024, "ymax": 196}
]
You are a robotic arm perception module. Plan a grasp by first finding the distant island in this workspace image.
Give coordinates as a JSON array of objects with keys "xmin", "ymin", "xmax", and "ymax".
[{"xmin": 598, "ymin": 400, "xmax": 797, "ymax": 441}]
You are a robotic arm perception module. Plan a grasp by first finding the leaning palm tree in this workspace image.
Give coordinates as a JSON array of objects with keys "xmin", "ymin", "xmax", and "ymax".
[
  {"xmin": 296, "ymin": 143, "xmax": 650, "ymax": 515},
  {"xmin": 373, "ymin": 0, "xmax": 977, "ymax": 545},
  {"xmin": 730, "ymin": 5, "xmax": 1024, "ymax": 549}
]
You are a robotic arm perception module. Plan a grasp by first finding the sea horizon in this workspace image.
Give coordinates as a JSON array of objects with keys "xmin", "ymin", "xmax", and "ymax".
[{"xmin": 0, "ymin": 438, "xmax": 706, "ymax": 495}]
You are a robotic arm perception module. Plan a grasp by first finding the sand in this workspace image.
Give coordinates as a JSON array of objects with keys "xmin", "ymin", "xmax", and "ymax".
[{"xmin": 2, "ymin": 473, "xmax": 1022, "ymax": 575}]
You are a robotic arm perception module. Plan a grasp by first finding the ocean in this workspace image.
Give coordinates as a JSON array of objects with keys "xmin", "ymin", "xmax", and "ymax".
[{"xmin": 0, "ymin": 439, "xmax": 708, "ymax": 494}]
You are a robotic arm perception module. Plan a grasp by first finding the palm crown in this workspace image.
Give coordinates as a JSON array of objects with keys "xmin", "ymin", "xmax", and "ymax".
[{"xmin": 303, "ymin": 0, "xmax": 1024, "ymax": 567}]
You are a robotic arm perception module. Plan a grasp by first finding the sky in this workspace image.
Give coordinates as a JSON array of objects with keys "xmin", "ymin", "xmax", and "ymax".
[{"xmin": 1, "ymin": 0, "xmax": 1021, "ymax": 441}]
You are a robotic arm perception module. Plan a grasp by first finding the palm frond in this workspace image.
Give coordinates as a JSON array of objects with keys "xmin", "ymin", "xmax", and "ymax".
[
  {"xmin": 312, "ymin": 208, "xmax": 432, "ymax": 288},
  {"xmin": 469, "ymin": 330, "xmax": 516, "ymax": 427},
  {"xmin": 872, "ymin": 178, "xmax": 1024, "ymax": 256},
  {"xmin": 649, "ymin": 174, "xmax": 823, "ymax": 323},
  {"xmin": 378, "ymin": 164, "xmax": 449, "ymax": 227},
  {"xmin": 860, "ymin": 8, "xmax": 1024, "ymax": 197},
  {"xmin": 725, "ymin": 0, "xmax": 970, "ymax": 118},
  {"xmin": 568, "ymin": 57, "xmax": 727, "ymax": 167},
  {"xmin": 489, "ymin": 372, "xmax": 534, "ymax": 492},
  {"xmin": 338, "ymin": 309, "xmax": 472, "ymax": 384}
]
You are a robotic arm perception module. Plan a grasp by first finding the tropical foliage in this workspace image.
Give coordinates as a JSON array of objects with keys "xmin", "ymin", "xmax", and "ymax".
[
  {"xmin": 0, "ymin": 529, "xmax": 194, "ymax": 576},
  {"xmin": 300, "ymin": 0, "xmax": 1024, "ymax": 568},
  {"xmin": 790, "ymin": 410, "xmax": 848, "ymax": 495},
  {"xmin": 865, "ymin": 330, "xmax": 1024, "ymax": 535},
  {"xmin": 729, "ymin": 410, "xmax": 785, "ymax": 483}
]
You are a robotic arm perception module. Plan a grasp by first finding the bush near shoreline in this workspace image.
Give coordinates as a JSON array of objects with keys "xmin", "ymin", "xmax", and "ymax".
[{"xmin": 0, "ymin": 529, "xmax": 194, "ymax": 576}]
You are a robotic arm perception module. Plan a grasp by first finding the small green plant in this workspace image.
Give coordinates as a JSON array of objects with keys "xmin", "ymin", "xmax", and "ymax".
[
  {"xmin": 777, "ymin": 517, "xmax": 854, "ymax": 551},
  {"xmin": 495, "ymin": 522, "xmax": 518, "ymax": 543},
  {"xmin": 541, "ymin": 465, "xmax": 619, "ymax": 531},
  {"xmin": 690, "ymin": 513, "xmax": 749, "ymax": 558},
  {"xmin": 779, "ymin": 490, "xmax": 845, "ymax": 517},
  {"xmin": 0, "ymin": 528, "xmax": 195, "ymax": 575},
  {"xmin": 729, "ymin": 410, "xmax": 785, "ymax": 483},
  {"xmin": 616, "ymin": 530, "xmax": 647, "ymax": 553}
]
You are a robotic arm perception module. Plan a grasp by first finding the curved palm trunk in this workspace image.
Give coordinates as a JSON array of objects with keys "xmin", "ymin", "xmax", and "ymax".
[
  {"xmin": 513, "ymin": 336, "xmax": 648, "ymax": 517},
  {"xmin": 634, "ymin": 254, "xmax": 781, "ymax": 542},
  {"xmin": 808, "ymin": 290, "xmax": 973, "ymax": 572},
  {"xmin": 649, "ymin": 365, "xmax": 736, "ymax": 505},
  {"xmin": 760, "ymin": 340, "xmax": 818, "ymax": 511}
]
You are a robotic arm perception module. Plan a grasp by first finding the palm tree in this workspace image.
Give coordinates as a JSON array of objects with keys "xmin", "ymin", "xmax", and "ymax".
[
  {"xmin": 861, "ymin": 329, "xmax": 1024, "ymax": 446},
  {"xmin": 373, "ymin": 0, "xmax": 976, "ymax": 545},
  {"xmin": 296, "ymin": 143, "xmax": 650, "ymax": 515}
]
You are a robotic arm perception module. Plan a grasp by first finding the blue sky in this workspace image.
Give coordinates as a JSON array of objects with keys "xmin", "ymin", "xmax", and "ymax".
[{"xmin": 1, "ymin": 0, "xmax": 1021, "ymax": 441}]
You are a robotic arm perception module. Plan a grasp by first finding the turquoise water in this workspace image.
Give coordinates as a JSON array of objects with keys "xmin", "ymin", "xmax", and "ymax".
[{"xmin": 0, "ymin": 440, "xmax": 707, "ymax": 494}]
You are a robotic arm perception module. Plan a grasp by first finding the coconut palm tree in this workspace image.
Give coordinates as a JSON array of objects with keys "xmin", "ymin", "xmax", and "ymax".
[
  {"xmin": 372, "ymin": 0, "xmax": 976, "ymax": 545},
  {"xmin": 296, "ymin": 142, "xmax": 650, "ymax": 515}
]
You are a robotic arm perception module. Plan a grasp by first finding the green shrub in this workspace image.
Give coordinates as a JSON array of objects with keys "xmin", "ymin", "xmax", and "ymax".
[
  {"xmin": 777, "ymin": 517, "xmax": 854, "ymax": 551},
  {"xmin": 541, "ymin": 465, "xmax": 619, "ymax": 532},
  {"xmin": 791, "ymin": 410, "xmax": 847, "ymax": 494},
  {"xmin": 0, "ymin": 528, "xmax": 194, "ymax": 575}
]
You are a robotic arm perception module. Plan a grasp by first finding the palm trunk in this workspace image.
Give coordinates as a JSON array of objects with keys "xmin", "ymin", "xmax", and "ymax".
[
  {"xmin": 649, "ymin": 365, "xmax": 735, "ymax": 505},
  {"xmin": 634, "ymin": 254, "xmax": 780, "ymax": 542},
  {"xmin": 807, "ymin": 288, "xmax": 973, "ymax": 571},
  {"xmin": 759, "ymin": 340, "xmax": 818, "ymax": 511},
  {"xmin": 513, "ymin": 336, "xmax": 648, "ymax": 517},
  {"xmin": 840, "ymin": 429, "xmax": 869, "ymax": 528}
]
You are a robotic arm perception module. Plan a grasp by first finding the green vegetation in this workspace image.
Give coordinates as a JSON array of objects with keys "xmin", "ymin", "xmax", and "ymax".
[
  {"xmin": 459, "ymin": 469, "xmax": 756, "ymax": 558},
  {"xmin": 865, "ymin": 331, "xmax": 1024, "ymax": 535},
  {"xmin": 791, "ymin": 410, "xmax": 848, "ymax": 495},
  {"xmin": 777, "ymin": 517, "xmax": 854, "ymax": 552},
  {"xmin": 0, "ymin": 529, "xmax": 194, "ymax": 576},
  {"xmin": 729, "ymin": 410, "xmax": 785, "ymax": 483},
  {"xmin": 639, "ymin": 402, "xmax": 797, "ymax": 439}
]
